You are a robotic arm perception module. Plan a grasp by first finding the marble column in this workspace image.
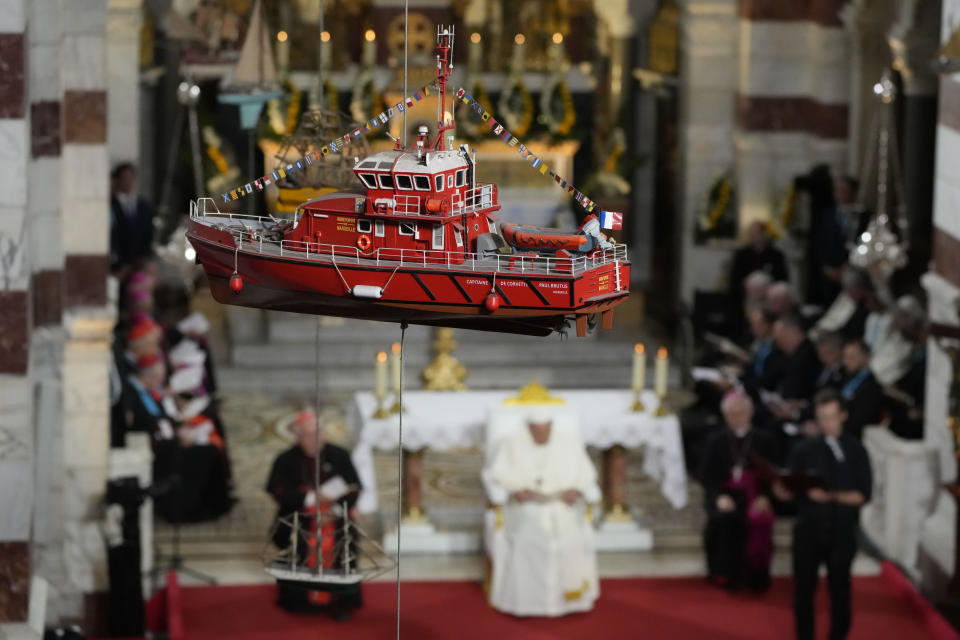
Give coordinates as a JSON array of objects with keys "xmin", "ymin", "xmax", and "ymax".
[
  {"xmin": 106, "ymin": 0, "xmax": 144, "ymax": 165},
  {"xmin": 676, "ymin": 0, "xmax": 739, "ymax": 302},
  {"xmin": 0, "ymin": 0, "xmax": 32, "ymax": 624},
  {"xmin": 917, "ymin": 0, "xmax": 960, "ymax": 597},
  {"xmin": 888, "ymin": 0, "xmax": 942, "ymax": 271},
  {"xmin": 734, "ymin": 0, "xmax": 850, "ymax": 226}
]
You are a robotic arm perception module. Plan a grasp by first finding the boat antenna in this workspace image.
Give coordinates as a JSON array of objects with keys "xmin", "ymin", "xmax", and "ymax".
[
  {"xmin": 317, "ymin": 0, "xmax": 324, "ymax": 107},
  {"xmin": 431, "ymin": 25, "xmax": 455, "ymax": 151},
  {"xmin": 402, "ymin": 0, "xmax": 409, "ymax": 147}
]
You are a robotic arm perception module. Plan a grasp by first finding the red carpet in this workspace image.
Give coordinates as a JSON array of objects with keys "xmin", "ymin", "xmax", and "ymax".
[{"xmin": 180, "ymin": 574, "xmax": 953, "ymax": 639}]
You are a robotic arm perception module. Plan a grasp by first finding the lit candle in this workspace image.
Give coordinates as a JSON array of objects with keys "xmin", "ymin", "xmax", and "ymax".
[
  {"xmin": 375, "ymin": 351, "xmax": 388, "ymax": 398},
  {"xmin": 363, "ymin": 29, "xmax": 376, "ymax": 67},
  {"xmin": 631, "ymin": 343, "xmax": 645, "ymax": 392},
  {"xmin": 655, "ymin": 347, "xmax": 668, "ymax": 397},
  {"xmin": 391, "ymin": 342, "xmax": 402, "ymax": 394},
  {"xmin": 276, "ymin": 30, "xmax": 290, "ymax": 75}
]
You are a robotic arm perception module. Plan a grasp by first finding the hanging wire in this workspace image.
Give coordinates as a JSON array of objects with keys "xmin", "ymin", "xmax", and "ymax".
[
  {"xmin": 314, "ymin": 317, "xmax": 323, "ymax": 575},
  {"xmin": 402, "ymin": 0, "xmax": 409, "ymax": 146},
  {"xmin": 395, "ymin": 320, "xmax": 408, "ymax": 638}
]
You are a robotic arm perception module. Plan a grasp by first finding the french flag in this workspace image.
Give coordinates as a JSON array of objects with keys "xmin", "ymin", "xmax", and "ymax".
[{"xmin": 600, "ymin": 210, "xmax": 623, "ymax": 230}]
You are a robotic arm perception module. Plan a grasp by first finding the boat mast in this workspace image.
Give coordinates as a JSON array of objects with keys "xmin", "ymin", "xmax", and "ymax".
[{"xmin": 431, "ymin": 25, "xmax": 455, "ymax": 151}]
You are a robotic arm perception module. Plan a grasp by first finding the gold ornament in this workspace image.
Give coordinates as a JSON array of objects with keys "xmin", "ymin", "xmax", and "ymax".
[{"xmin": 422, "ymin": 328, "xmax": 468, "ymax": 391}]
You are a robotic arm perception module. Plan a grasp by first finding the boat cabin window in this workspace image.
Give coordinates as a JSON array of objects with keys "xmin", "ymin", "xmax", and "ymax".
[
  {"xmin": 395, "ymin": 174, "xmax": 413, "ymax": 190},
  {"xmin": 434, "ymin": 175, "xmax": 444, "ymax": 191},
  {"xmin": 447, "ymin": 174, "xmax": 454, "ymax": 188},
  {"xmin": 378, "ymin": 174, "xmax": 393, "ymax": 189},
  {"xmin": 378, "ymin": 161, "xmax": 394, "ymax": 169},
  {"xmin": 399, "ymin": 222, "xmax": 417, "ymax": 236},
  {"xmin": 357, "ymin": 219, "xmax": 372, "ymax": 233},
  {"xmin": 359, "ymin": 173, "xmax": 377, "ymax": 189},
  {"xmin": 432, "ymin": 224, "xmax": 444, "ymax": 250},
  {"xmin": 358, "ymin": 160, "xmax": 377, "ymax": 169},
  {"xmin": 454, "ymin": 229, "xmax": 463, "ymax": 247},
  {"xmin": 374, "ymin": 220, "xmax": 385, "ymax": 237},
  {"xmin": 455, "ymin": 169, "xmax": 466, "ymax": 187},
  {"xmin": 414, "ymin": 175, "xmax": 431, "ymax": 191}
]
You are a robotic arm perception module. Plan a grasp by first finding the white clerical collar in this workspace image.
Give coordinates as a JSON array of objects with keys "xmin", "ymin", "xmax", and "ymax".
[
  {"xmin": 825, "ymin": 436, "xmax": 845, "ymax": 462},
  {"xmin": 732, "ymin": 427, "xmax": 750, "ymax": 439}
]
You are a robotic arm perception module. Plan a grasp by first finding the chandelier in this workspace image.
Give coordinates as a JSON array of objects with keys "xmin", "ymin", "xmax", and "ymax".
[{"xmin": 850, "ymin": 69, "xmax": 909, "ymax": 284}]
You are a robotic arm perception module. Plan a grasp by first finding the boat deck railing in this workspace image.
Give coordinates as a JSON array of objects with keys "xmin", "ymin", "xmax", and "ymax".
[{"xmin": 190, "ymin": 197, "xmax": 628, "ymax": 277}]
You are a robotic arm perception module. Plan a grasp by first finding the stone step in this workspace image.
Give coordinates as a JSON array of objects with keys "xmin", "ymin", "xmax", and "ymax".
[
  {"xmin": 231, "ymin": 339, "xmax": 636, "ymax": 369},
  {"xmin": 264, "ymin": 314, "xmax": 576, "ymax": 345},
  {"xmin": 218, "ymin": 362, "xmax": 633, "ymax": 392}
]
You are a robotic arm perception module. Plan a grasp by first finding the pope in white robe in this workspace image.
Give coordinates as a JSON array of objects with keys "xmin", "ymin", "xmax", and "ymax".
[{"xmin": 482, "ymin": 410, "xmax": 601, "ymax": 617}]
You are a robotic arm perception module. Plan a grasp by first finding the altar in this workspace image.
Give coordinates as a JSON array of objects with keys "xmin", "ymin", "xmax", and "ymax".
[{"xmin": 348, "ymin": 386, "xmax": 687, "ymax": 554}]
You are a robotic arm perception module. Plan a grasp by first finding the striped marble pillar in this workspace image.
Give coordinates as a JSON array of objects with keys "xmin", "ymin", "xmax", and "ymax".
[
  {"xmin": 917, "ymin": 0, "xmax": 960, "ymax": 599},
  {"xmin": 677, "ymin": 0, "xmax": 740, "ymax": 301},
  {"xmin": 58, "ymin": 0, "xmax": 114, "ymax": 625},
  {"xmin": 734, "ymin": 0, "xmax": 850, "ymax": 228},
  {"xmin": 0, "ymin": 0, "xmax": 32, "ymax": 624}
]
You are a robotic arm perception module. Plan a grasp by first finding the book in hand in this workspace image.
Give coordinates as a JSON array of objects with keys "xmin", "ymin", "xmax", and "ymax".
[
  {"xmin": 703, "ymin": 332, "xmax": 751, "ymax": 362},
  {"xmin": 318, "ymin": 476, "xmax": 354, "ymax": 501},
  {"xmin": 748, "ymin": 452, "xmax": 824, "ymax": 493}
]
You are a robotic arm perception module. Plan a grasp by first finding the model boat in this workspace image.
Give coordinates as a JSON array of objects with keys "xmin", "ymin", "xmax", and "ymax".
[
  {"xmin": 188, "ymin": 26, "xmax": 630, "ymax": 337},
  {"xmin": 264, "ymin": 504, "xmax": 393, "ymax": 590},
  {"xmin": 217, "ymin": 0, "xmax": 283, "ymax": 128}
]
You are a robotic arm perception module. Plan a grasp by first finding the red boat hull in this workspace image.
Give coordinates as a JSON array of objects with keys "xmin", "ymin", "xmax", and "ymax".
[{"xmin": 188, "ymin": 220, "xmax": 630, "ymax": 337}]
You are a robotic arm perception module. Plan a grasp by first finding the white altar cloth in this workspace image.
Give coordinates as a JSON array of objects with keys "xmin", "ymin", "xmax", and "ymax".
[{"xmin": 349, "ymin": 389, "xmax": 687, "ymax": 515}]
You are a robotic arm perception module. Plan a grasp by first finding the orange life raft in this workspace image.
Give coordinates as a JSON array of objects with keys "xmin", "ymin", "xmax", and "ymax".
[{"xmin": 500, "ymin": 222, "xmax": 589, "ymax": 252}]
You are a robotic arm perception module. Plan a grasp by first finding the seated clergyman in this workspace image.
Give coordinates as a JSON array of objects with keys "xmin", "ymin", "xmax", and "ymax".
[
  {"xmin": 699, "ymin": 391, "xmax": 778, "ymax": 591},
  {"xmin": 482, "ymin": 408, "xmax": 601, "ymax": 617},
  {"xmin": 265, "ymin": 410, "xmax": 362, "ymax": 621}
]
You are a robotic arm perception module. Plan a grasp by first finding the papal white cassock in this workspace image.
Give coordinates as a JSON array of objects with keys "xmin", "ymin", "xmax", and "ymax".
[{"xmin": 482, "ymin": 423, "xmax": 602, "ymax": 617}]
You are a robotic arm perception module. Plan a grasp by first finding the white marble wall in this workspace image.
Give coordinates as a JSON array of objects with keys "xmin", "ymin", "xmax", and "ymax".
[
  {"xmin": 738, "ymin": 20, "xmax": 850, "ymax": 103},
  {"xmin": 0, "ymin": 375, "xmax": 34, "ymax": 543}
]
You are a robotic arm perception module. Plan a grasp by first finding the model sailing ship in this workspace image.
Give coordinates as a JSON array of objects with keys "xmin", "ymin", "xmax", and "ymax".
[
  {"xmin": 264, "ymin": 500, "xmax": 394, "ymax": 590},
  {"xmin": 188, "ymin": 26, "xmax": 631, "ymax": 337}
]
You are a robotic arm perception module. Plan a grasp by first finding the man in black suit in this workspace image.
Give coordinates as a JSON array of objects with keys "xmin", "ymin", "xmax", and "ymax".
[
  {"xmin": 729, "ymin": 222, "xmax": 789, "ymax": 318},
  {"xmin": 772, "ymin": 314, "xmax": 822, "ymax": 406},
  {"xmin": 777, "ymin": 389, "xmax": 872, "ymax": 640},
  {"xmin": 814, "ymin": 331, "xmax": 846, "ymax": 392},
  {"xmin": 839, "ymin": 339, "xmax": 884, "ymax": 440},
  {"xmin": 110, "ymin": 163, "xmax": 155, "ymax": 272}
]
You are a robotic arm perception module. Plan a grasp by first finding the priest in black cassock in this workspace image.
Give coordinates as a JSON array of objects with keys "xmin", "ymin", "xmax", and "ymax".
[
  {"xmin": 776, "ymin": 389, "xmax": 872, "ymax": 640},
  {"xmin": 839, "ymin": 339, "xmax": 883, "ymax": 440},
  {"xmin": 700, "ymin": 391, "xmax": 779, "ymax": 591},
  {"xmin": 265, "ymin": 410, "xmax": 362, "ymax": 620}
]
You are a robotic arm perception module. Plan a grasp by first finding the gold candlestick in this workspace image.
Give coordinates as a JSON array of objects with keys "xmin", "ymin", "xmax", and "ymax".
[
  {"xmin": 373, "ymin": 391, "xmax": 390, "ymax": 419},
  {"xmin": 654, "ymin": 347, "xmax": 669, "ymax": 416},
  {"xmin": 654, "ymin": 391, "xmax": 669, "ymax": 417},
  {"xmin": 631, "ymin": 388, "xmax": 645, "ymax": 412}
]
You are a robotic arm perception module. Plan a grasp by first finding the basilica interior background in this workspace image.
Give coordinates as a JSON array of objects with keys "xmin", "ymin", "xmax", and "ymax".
[{"xmin": 1, "ymin": 0, "xmax": 960, "ymax": 638}]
